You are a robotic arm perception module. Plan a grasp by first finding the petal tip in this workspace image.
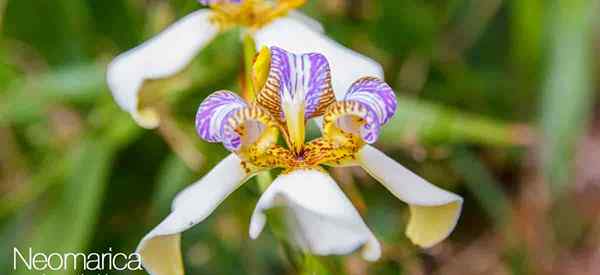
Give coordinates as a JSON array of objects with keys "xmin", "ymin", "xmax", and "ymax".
[
  {"xmin": 361, "ymin": 237, "xmax": 382, "ymax": 261},
  {"xmin": 133, "ymin": 108, "xmax": 161, "ymax": 129},
  {"xmin": 406, "ymin": 200, "xmax": 463, "ymax": 248},
  {"xmin": 249, "ymin": 213, "xmax": 266, "ymax": 239},
  {"xmin": 194, "ymin": 91, "xmax": 247, "ymax": 144}
]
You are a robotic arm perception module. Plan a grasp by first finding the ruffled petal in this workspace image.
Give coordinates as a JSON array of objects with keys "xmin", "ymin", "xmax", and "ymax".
[
  {"xmin": 255, "ymin": 16, "xmax": 384, "ymax": 100},
  {"xmin": 137, "ymin": 154, "xmax": 252, "ymax": 275},
  {"xmin": 323, "ymin": 77, "xmax": 396, "ymax": 144},
  {"xmin": 357, "ymin": 145, "xmax": 462, "ymax": 248},
  {"xmin": 195, "ymin": 91, "xmax": 248, "ymax": 150},
  {"xmin": 196, "ymin": 91, "xmax": 278, "ymax": 152},
  {"xmin": 322, "ymin": 77, "xmax": 398, "ymax": 144},
  {"xmin": 249, "ymin": 169, "xmax": 381, "ymax": 261},
  {"xmin": 344, "ymin": 77, "xmax": 397, "ymax": 127},
  {"xmin": 107, "ymin": 10, "xmax": 219, "ymax": 128},
  {"xmin": 256, "ymin": 46, "xmax": 335, "ymax": 120}
]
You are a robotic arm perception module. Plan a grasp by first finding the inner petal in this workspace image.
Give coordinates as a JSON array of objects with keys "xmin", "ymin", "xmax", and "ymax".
[
  {"xmin": 196, "ymin": 91, "xmax": 277, "ymax": 152},
  {"xmin": 222, "ymin": 104, "xmax": 279, "ymax": 152},
  {"xmin": 238, "ymin": 119, "xmax": 266, "ymax": 146},
  {"xmin": 337, "ymin": 115, "xmax": 366, "ymax": 137},
  {"xmin": 257, "ymin": 46, "xmax": 335, "ymax": 121},
  {"xmin": 322, "ymin": 77, "xmax": 396, "ymax": 144},
  {"xmin": 256, "ymin": 47, "xmax": 335, "ymax": 153}
]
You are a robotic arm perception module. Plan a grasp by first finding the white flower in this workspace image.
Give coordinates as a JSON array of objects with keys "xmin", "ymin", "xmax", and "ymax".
[
  {"xmin": 107, "ymin": 0, "xmax": 383, "ymax": 128},
  {"xmin": 135, "ymin": 47, "xmax": 462, "ymax": 275}
]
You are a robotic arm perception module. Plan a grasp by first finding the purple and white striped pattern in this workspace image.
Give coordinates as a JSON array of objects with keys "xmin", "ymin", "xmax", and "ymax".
[
  {"xmin": 344, "ymin": 77, "xmax": 397, "ymax": 143},
  {"xmin": 257, "ymin": 47, "xmax": 335, "ymax": 122},
  {"xmin": 198, "ymin": 0, "xmax": 241, "ymax": 5},
  {"xmin": 195, "ymin": 91, "xmax": 247, "ymax": 151}
]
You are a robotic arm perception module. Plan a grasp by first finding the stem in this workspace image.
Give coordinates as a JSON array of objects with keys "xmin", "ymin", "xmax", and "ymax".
[
  {"xmin": 242, "ymin": 33, "xmax": 257, "ymax": 101},
  {"xmin": 256, "ymin": 170, "xmax": 273, "ymax": 191},
  {"xmin": 381, "ymin": 95, "xmax": 534, "ymax": 147},
  {"xmin": 301, "ymin": 254, "xmax": 331, "ymax": 275}
]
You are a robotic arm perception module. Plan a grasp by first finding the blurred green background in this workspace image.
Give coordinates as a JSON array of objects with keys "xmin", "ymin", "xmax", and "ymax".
[{"xmin": 1, "ymin": 0, "xmax": 599, "ymax": 274}]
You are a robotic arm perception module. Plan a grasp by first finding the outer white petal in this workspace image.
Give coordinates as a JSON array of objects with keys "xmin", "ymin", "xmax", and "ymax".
[
  {"xmin": 136, "ymin": 154, "xmax": 251, "ymax": 275},
  {"xmin": 287, "ymin": 11, "xmax": 324, "ymax": 33},
  {"xmin": 249, "ymin": 169, "xmax": 381, "ymax": 261},
  {"xmin": 357, "ymin": 145, "xmax": 463, "ymax": 248},
  {"xmin": 107, "ymin": 9, "xmax": 219, "ymax": 128},
  {"xmin": 254, "ymin": 15, "xmax": 384, "ymax": 99}
]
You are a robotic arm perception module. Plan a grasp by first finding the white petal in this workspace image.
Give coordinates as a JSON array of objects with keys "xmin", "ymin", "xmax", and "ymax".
[
  {"xmin": 136, "ymin": 154, "xmax": 251, "ymax": 275},
  {"xmin": 107, "ymin": 9, "xmax": 219, "ymax": 128},
  {"xmin": 249, "ymin": 169, "xmax": 381, "ymax": 261},
  {"xmin": 287, "ymin": 11, "xmax": 324, "ymax": 33},
  {"xmin": 357, "ymin": 145, "xmax": 463, "ymax": 248},
  {"xmin": 254, "ymin": 16, "xmax": 384, "ymax": 99}
]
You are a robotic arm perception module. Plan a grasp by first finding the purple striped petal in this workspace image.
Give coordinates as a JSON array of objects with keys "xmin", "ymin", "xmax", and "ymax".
[
  {"xmin": 256, "ymin": 46, "xmax": 335, "ymax": 122},
  {"xmin": 195, "ymin": 91, "xmax": 247, "ymax": 151},
  {"xmin": 343, "ymin": 77, "xmax": 397, "ymax": 143}
]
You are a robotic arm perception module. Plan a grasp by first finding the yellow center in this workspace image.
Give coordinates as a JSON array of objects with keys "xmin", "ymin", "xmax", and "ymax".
[
  {"xmin": 209, "ymin": 0, "xmax": 306, "ymax": 30},
  {"xmin": 231, "ymin": 103, "xmax": 366, "ymax": 175}
]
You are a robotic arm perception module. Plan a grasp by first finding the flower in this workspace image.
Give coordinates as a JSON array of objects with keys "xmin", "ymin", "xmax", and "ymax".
[
  {"xmin": 136, "ymin": 47, "xmax": 462, "ymax": 275},
  {"xmin": 107, "ymin": 0, "xmax": 382, "ymax": 128}
]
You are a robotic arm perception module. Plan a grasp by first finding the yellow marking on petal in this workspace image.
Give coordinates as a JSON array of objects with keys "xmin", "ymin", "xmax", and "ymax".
[
  {"xmin": 283, "ymin": 101, "xmax": 305, "ymax": 155},
  {"xmin": 227, "ymin": 104, "xmax": 279, "ymax": 150},
  {"xmin": 304, "ymin": 133, "xmax": 362, "ymax": 167},
  {"xmin": 322, "ymin": 101, "xmax": 369, "ymax": 146},
  {"xmin": 224, "ymin": 104, "xmax": 301, "ymax": 173},
  {"xmin": 406, "ymin": 202, "xmax": 462, "ymax": 248},
  {"xmin": 255, "ymin": 73, "xmax": 282, "ymax": 121},
  {"xmin": 252, "ymin": 46, "xmax": 271, "ymax": 95},
  {"xmin": 240, "ymin": 144, "xmax": 295, "ymax": 173}
]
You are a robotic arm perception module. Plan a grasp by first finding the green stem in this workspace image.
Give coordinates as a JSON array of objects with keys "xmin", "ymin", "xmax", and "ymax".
[
  {"xmin": 381, "ymin": 95, "xmax": 533, "ymax": 147},
  {"xmin": 256, "ymin": 170, "xmax": 273, "ymax": 191}
]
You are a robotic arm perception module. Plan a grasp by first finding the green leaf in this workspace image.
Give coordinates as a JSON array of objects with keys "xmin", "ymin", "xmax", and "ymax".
[
  {"xmin": 14, "ymin": 139, "xmax": 113, "ymax": 275},
  {"xmin": 540, "ymin": 0, "xmax": 597, "ymax": 195},
  {"xmin": 451, "ymin": 148, "xmax": 511, "ymax": 229},
  {"xmin": 0, "ymin": 64, "xmax": 105, "ymax": 125}
]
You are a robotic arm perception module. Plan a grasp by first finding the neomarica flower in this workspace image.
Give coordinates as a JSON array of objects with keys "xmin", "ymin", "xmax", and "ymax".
[
  {"xmin": 107, "ymin": 0, "xmax": 382, "ymax": 128},
  {"xmin": 137, "ymin": 47, "xmax": 463, "ymax": 275}
]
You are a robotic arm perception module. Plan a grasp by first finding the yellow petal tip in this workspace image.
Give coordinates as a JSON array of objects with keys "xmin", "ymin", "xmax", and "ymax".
[
  {"xmin": 405, "ymin": 201, "xmax": 462, "ymax": 248},
  {"xmin": 252, "ymin": 46, "xmax": 271, "ymax": 94},
  {"xmin": 133, "ymin": 108, "xmax": 161, "ymax": 129}
]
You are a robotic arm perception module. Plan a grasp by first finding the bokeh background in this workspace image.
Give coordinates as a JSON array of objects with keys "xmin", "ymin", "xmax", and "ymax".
[{"xmin": 1, "ymin": 0, "xmax": 599, "ymax": 274}]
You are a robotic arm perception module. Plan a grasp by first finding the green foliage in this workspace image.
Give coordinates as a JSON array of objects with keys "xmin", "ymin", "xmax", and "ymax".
[{"xmin": 540, "ymin": 0, "xmax": 597, "ymax": 195}]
